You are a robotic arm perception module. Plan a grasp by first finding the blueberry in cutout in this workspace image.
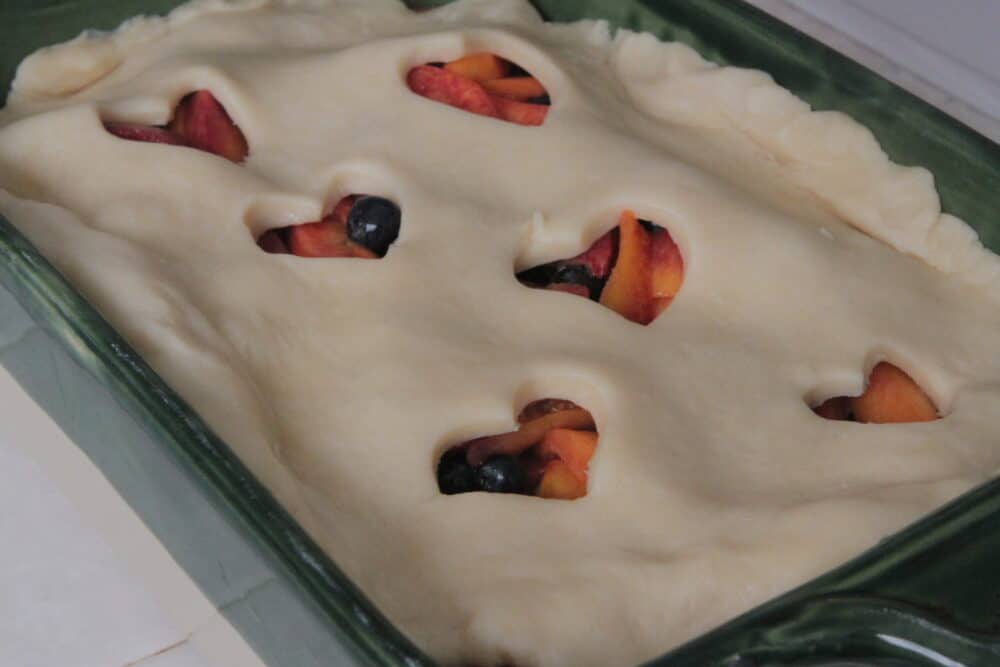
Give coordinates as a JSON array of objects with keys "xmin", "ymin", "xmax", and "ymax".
[
  {"xmin": 437, "ymin": 449, "xmax": 477, "ymax": 495},
  {"xmin": 552, "ymin": 263, "xmax": 601, "ymax": 299},
  {"xmin": 476, "ymin": 455, "xmax": 529, "ymax": 494},
  {"xmin": 346, "ymin": 196, "xmax": 401, "ymax": 257}
]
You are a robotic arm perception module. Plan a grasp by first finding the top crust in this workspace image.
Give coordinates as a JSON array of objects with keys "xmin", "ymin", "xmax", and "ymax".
[{"xmin": 3, "ymin": 2, "xmax": 1000, "ymax": 666}]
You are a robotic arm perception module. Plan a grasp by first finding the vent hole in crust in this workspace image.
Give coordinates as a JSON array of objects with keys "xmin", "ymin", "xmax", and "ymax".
[
  {"xmin": 257, "ymin": 195, "xmax": 400, "ymax": 259},
  {"xmin": 811, "ymin": 361, "xmax": 940, "ymax": 424},
  {"xmin": 103, "ymin": 90, "xmax": 248, "ymax": 163},
  {"xmin": 517, "ymin": 210, "xmax": 684, "ymax": 326},
  {"xmin": 407, "ymin": 52, "xmax": 550, "ymax": 126},
  {"xmin": 437, "ymin": 399, "xmax": 597, "ymax": 500}
]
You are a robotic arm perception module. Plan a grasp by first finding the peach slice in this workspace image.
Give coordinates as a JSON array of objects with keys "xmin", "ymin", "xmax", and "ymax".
[
  {"xmin": 481, "ymin": 77, "xmax": 547, "ymax": 101},
  {"xmin": 547, "ymin": 283, "xmax": 589, "ymax": 297},
  {"xmin": 851, "ymin": 362, "xmax": 938, "ymax": 424},
  {"xmin": 168, "ymin": 90, "xmax": 248, "ymax": 162},
  {"xmin": 812, "ymin": 396, "xmax": 852, "ymax": 421},
  {"xmin": 443, "ymin": 53, "xmax": 509, "ymax": 82},
  {"xmin": 103, "ymin": 122, "xmax": 185, "ymax": 145},
  {"xmin": 288, "ymin": 220, "xmax": 376, "ymax": 259},
  {"xmin": 651, "ymin": 228, "xmax": 683, "ymax": 299},
  {"xmin": 257, "ymin": 229, "xmax": 289, "ymax": 254},
  {"xmin": 569, "ymin": 230, "xmax": 617, "ymax": 279},
  {"xmin": 536, "ymin": 459, "xmax": 587, "ymax": 500},
  {"xmin": 517, "ymin": 399, "xmax": 582, "ymax": 423},
  {"xmin": 537, "ymin": 428, "xmax": 597, "ymax": 483},
  {"xmin": 490, "ymin": 96, "xmax": 547, "ymax": 126},
  {"xmin": 329, "ymin": 195, "xmax": 356, "ymax": 226},
  {"xmin": 465, "ymin": 407, "xmax": 596, "ymax": 466},
  {"xmin": 407, "ymin": 65, "xmax": 499, "ymax": 118},
  {"xmin": 600, "ymin": 210, "xmax": 654, "ymax": 325}
]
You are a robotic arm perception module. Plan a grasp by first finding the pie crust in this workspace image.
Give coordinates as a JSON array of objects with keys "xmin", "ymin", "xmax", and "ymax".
[{"xmin": 2, "ymin": 1, "xmax": 1000, "ymax": 666}]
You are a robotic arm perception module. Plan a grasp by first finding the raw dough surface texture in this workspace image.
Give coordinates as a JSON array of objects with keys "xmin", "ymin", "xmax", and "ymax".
[{"xmin": 2, "ymin": 1, "xmax": 1000, "ymax": 665}]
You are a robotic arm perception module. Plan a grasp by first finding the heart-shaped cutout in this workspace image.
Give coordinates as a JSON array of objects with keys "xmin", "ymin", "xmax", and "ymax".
[
  {"xmin": 407, "ymin": 52, "xmax": 550, "ymax": 126},
  {"xmin": 517, "ymin": 210, "xmax": 684, "ymax": 325},
  {"xmin": 812, "ymin": 361, "xmax": 940, "ymax": 423},
  {"xmin": 437, "ymin": 398, "xmax": 598, "ymax": 500},
  {"xmin": 257, "ymin": 194, "xmax": 401, "ymax": 259},
  {"xmin": 104, "ymin": 90, "xmax": 248, "ymax": 162}
]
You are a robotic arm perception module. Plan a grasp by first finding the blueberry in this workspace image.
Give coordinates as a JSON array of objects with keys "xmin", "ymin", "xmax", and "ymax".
[
  {"xmin": 516, "ymin": 263, "xmax": 558, "ymax": 287},
  {"xmin": 437, "ymin": 449, "xmax": 477, "ymax": 495},
  {"xmin": 552, "ymin": 263, "xmax": 603, "ymax": 299},
  {"xmin": 551, "ymin": 264, "xmax": 593, "ymax": 286},
  {"xmin": 476, "ymin": 455, "xmax": 528, "ymax": 494},
  {"xmin": 346, "ymin": 196, "xmax": 401, "ymax": 257}
]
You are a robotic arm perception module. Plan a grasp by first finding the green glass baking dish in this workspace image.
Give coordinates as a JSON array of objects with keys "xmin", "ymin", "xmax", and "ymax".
[{"xmin": 1, "ymin": 1, "xmax": 999, "ymax": 665}]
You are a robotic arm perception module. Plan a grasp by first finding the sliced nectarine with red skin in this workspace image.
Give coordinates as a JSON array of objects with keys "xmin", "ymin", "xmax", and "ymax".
[
  {"xmin": 812, "ymin": 396, "xmax": 852, "ymax": 421},
  {"xmin": 168, "ymin": 90, "xmax": 248, "ymax": 163},
  {"xmin": 547, "ymin": 283, "xmax": 589, "ymax": 298},
  {"xmin": 569, "ymin": 230, "xmax": 617, "ymax": 279},
  {"xmin": 851, "ymin": 362, "xmax": 938, "ymax": 424},
  {"xmin": 257, "ymin": 229, "xmax": 289, "ymax": 254},
  {"xmin": 329, "ymin": 195, "xmax": 356, "ymax": 226},
  {"xmin": 443, "ymin": 53, "xmax": 509, "ymax": 82},
  {"xmin": 288, "ymin": 220, "xmax": 376, "ymax": 259},
  {"xmin": 407, "ymin": 65, "xmax": 499, "ymax": 118},
  {"xmin": 517, "ymin": 399, "xmax": 581, "ymax": 424},
  {"xmin": 537, "ymin": 428, "xmax": 597, "ymax": 483},
  {"xmin": 481, "ymin": 77, "xmax": 547, "ymax": 101},
  {"xmin": 600, "ymin": 210, "xmax": 655, "ymax": 325},
  {"xmin": 490, "ymin": 96, "xmax": 547, "ymax": 126},
  {"xmin": 465, "ymin": 407, "xmax": 596, "ymax": 466},
  {"xmin": 104, "ymin": 122, "xmax": 185, "ymax": 146},
  {"xmin": 536, "ymin": 459, "xmax": 586, "ymax": 500},
  {"xmin": 650, "ymin": 228, "xmax": 683, "ymax": 299}
]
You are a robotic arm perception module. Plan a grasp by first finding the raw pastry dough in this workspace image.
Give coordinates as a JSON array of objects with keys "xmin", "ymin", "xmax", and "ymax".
[{"xmin": 2, "ymin": 1, "xmax": 999, "ymax": 665}]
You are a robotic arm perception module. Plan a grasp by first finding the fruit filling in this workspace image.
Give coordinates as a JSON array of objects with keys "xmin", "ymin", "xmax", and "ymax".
[
  {"xmin": 812, "ymin": 361, "xmax": 940, "ymax": 423},
  {"xmin": 437, "ymin": 399, "xmax": 597, "ymax": 500},
  {"xmin": 517, "ymin": 210, "xmax": 684, "ymax": 325},
  {"xmin": 407, "ymin": 53, "xmax": 550, "ymax": 126},
  {"xmin": 257, "ymin": 194, "xmax": 400, "ymax": 259},
  {"xmin": 104, "ymin": 90, "xmax": 248, "ymax": 162}
]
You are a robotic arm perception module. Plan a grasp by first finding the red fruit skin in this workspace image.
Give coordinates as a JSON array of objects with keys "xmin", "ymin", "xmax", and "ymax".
[
  {"xmin": 547, "ymin": 283, "xmax": 589, "ymax": 298},
  {"xmin": 813, "ymin": 396, "xmax": 851, "ymax": 421},
  {"xmin": 406, "ymin": 65, "xmax": 498, "ymax": 118},
  {"xmin": 329, "ymin": 196, "xmax": 357, "ymax": 226},
  {"xmin": 257, "ymin": 229, "xmax": 289, "ymax": 254},
  {"xmin": 568, "ymin": 230, "xmax": 617, "ymax": 279},
  {"xmin": 490, "ymin": 95, "xmax": 547, "ymax": 126},
  {"xmin": 288, "ymin": 221, "xmax": 375, "ymax": 259},
  {"xmin": 168, "ymin": 90, "xmax": 249, "ymax": 162},
  {"xmin": 104, "ymin": 122, "xmax": 185, "ymax": 145}
]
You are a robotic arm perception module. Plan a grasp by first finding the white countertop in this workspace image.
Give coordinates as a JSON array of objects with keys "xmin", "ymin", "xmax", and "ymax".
[{"xmin": 1, "ymin": 2, "xmax": 997, "ymax": 666}]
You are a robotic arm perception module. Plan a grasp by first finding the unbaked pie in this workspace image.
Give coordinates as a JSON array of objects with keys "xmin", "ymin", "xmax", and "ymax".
[{"xmin": 2, "ymin": 1, "xmax": 1000, "ymax": 666}]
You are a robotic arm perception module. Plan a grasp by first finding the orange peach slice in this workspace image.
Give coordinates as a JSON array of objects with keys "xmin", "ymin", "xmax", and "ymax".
[
  {"xmin": 481, "ymin": 77, "xmax": 547, "ymax": 101},
  {"xmin": 517, "ymin": 399, "xmax": 582, "ymax": 424},
  {"xmin": 851, "ymin": 362, "xmax": 938, "ymax": 423},
  {"xmin": 651, "ymin": 228, "xmax": 683, "ymax": 299},
  {"xmin": 444, "ymin": 53, "xmax": 509, "ymax": 82},
  {"xmin": 465, "ymin": 408, "xmax": 596, "ymax": 466},
  {"xmin": 537, "ymin": 428, "xmax": 597, "ymax": 483},
  {"xmin": 407, "ymin": 65, "xmax": 499, "ymax": 118},
  {"xmin": 536, "ymin": 459, "xmax": 586, "ymax": 500},
  {"xmin": 490, "ymin": 96, "xmax": 547, "ymax": 126},
  {"xmin": 600, "ymin": 210, "xmax": 654, "ymax": 325}
]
